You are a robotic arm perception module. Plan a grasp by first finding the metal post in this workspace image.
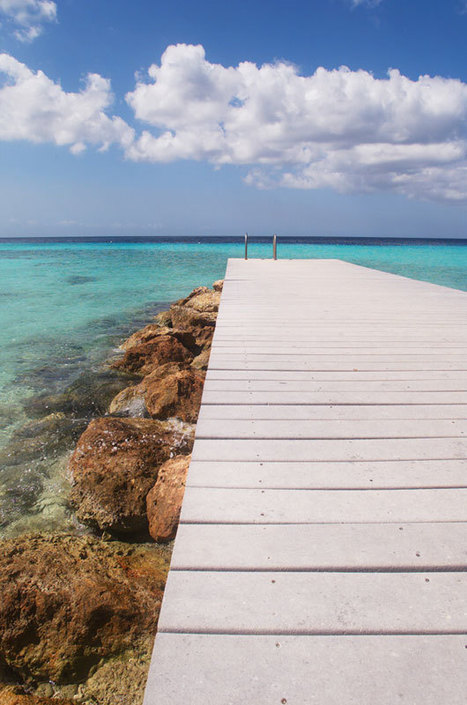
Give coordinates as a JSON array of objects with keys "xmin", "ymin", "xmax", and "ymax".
[
  {"xmin": 273, "ymin": 233, "xmax": 277, "ymax": 260},
  {"xmin": 245, "ymin": 232, "xmax": 248, "ymax": 260}
]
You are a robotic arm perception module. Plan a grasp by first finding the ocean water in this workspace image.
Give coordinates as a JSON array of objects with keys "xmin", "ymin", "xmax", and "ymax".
[{"xmin": 1, "ymin": 237, "xmax": 466, "ymax": 535}]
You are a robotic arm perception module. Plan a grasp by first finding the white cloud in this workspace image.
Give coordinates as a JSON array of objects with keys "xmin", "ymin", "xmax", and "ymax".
[
  {"xmin": 349, "ymin": 0, "xmax": 383, "ymax": 7},
  {"xmin": 0, "ymin": 0, "xmax": 57, "ymax": 41},
  {"xmin": 124, "ymin": 44, "xmax": 467, "ymax": 203},
  {"xmin": 0, "ymin": 44, "xmax": 466, "ymax": 205},
  {"xmin": 0, "ymin": 53, "xmax": 134, "ymax": 152}
]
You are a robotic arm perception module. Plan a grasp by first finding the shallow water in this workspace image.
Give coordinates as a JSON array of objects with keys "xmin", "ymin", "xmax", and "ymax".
[{"xmin": 1, "ymin": 237, "xmax": 466, "ymax": 535}]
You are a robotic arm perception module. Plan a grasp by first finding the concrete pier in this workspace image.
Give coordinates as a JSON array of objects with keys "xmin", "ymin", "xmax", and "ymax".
[{"xmin": 143, "ymin": 259, "xmax": 467, "ymax": 705}]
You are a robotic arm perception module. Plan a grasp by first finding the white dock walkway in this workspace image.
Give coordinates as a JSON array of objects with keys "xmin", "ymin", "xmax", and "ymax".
[{"xmin": 143, "ymin": 259, "xmax": 467, "ymax": 705}]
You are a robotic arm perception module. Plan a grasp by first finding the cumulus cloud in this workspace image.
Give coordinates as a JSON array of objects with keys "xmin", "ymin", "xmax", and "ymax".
[
  {"xmin": 124, "ymin": 44, "xmax": 467, "ymax": 202},
  {"xmin": 0, "ymin": 0, "xmax": 56, "ymax": 41},
  {"xmin": 0, "ymin": 53, "xmax": 134, "ymax": 152},
  {"xmin": 0, "ymin": 44, "xmax": 466, "ymax": 204}
]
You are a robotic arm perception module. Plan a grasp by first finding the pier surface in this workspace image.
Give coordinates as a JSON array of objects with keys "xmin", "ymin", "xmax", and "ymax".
[{"xmin": 144, "ymin": 259, "xmax": 467, "ymax": 705}]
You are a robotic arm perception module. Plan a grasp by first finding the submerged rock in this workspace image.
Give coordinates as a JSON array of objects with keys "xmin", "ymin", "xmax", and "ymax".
[
  {"xmin": 0, "ymin": 686, "xmax": 74, "ymax": 704},
  {"xmin": 146, "ymin": 454, "xmax": 191, "ymax": 542},
  {"xmin": 23, "ymin": 370, "xmax": 140, "ymax": 420},
  {"xmin": 112, "ymin": 335, "xmax": 193, "ymax": 376},
  {"xmin": 0, "ymin": 533, "xmax": 170, "ymax": 685},
  {"xmin": 0, "ymin": 413, "xmax": 88, "ymax": 467},
  {"xmin": 68, "ymin": 416, "xmax": 194, "ymax": 534}
]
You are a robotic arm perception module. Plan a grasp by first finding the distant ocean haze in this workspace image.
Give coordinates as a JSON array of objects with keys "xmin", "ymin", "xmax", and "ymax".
[{"xmin": 0, "ymin": 237, "xmax": 466, "ymax": 536}]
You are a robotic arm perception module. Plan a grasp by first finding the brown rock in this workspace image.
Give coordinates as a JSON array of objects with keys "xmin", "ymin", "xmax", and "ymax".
[
  {"xmin": 173, "ymin": 286, "xmax": 210, "ymax": 306},
  {"xmin": 213, "ymin": 279, "xmax": 224, "ymax": 292},
  {"xmin": 0, "ymin": 686, "xmax": 73, "ymax": 704},
  {"xmin": 0, "ymin": 534, "xmax": 170, "ymax": 685},
  {"xmin": 109, "ymin": 363, "xmax": 205, "ymax": 422},
  {"xmin": 108, "ymin": 384, "xmax": 147, "ymax": 417},
  {"xmin": 112, "ymin": 335, "xmax": 193, "ymax": 376},
  {"xmin": 69, "ymin": 417, "xmax": 194, "ymax": 534},
  {"xmin": 153, "ymin": 310, "xmax": 172, "ymax": 327},
  {"xmin": 191, "ymin": 324, "xmax": 215, "ymax": 351},
  {"xmin": 170, "ymin": 288, "xmax": 221, "ymax": 331},
  {"xmin": 120, "ymin": 324, "xmax": 172, "ymax": 351},
  {"xmin": 143, "ymin": 363, "xmax": 205, "ymax": 422},
  {"xmin": 191, "ymin": 347, "xmax": 211, "ymax": 370},
  {"xmin": 146, "ymin": 455, "xmax": 190, "ymax": 542}
]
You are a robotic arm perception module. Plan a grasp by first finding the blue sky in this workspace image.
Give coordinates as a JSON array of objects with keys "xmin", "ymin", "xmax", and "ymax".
[{"xmin": 0, "ymin": 0, "xmax": 466, "ymax": 238}]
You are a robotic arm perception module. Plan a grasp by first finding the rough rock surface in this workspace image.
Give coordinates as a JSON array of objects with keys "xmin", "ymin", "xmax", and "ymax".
[
  {"xmin": 191, "ymin": 347, "xmax": 211, "ymax": 370},
  {"xmin": 0, "ymin": 534, "xmax": 170, "ymax": 684},
  {"xmin": 143, "ymin": 363, "xmax": 205, "ymax": 422},
  {"xmin": 213, "ymin": 279, "xmax": 224, "ymax": 292},
  {"xmin": 121, "ymin": 325, "xmax": 199, "ymax": 355},
  {"xmin": 0, "ymin": 688, "xmax": 74, "ymax": 705},
  {"xmin": 170, "ymin": 288, "xmax": 221, "ymax": 331},
  {"xmin": 68, "ymin": 416, "xmax": 194, "ymax": 534},
  {"xmin": 153, "ymin": 310, "xmax": 173, "ymax": 328},
  {"xmin": 109, "ymin": 363, "xmax": 205, "ymax": 422},
  {"xmin": 146, "ymin": 455, "xmax": 191, "ymax": 542},
  {"xmin": 108, "ymin": 385, "xmax": 147, "ymax": 417},
  {"xmin": 120, "ymin": 324, "xmax": 172, "ymax": 351},
  {"xmin": 112, "ymin": 335, "xmax": 193, "ymax": 376}
]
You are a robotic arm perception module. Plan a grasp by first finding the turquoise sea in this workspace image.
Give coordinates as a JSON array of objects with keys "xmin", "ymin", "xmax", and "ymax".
[{"xmin": 1, "ymin": 237, "xmax": 466, "ymax": 536}]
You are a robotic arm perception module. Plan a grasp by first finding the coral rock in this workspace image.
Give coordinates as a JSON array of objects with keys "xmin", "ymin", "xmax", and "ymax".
[
  {"xmin": 170, "ymin": 288, "xmax": 221, "ymax": 331},
  {"xmin": 143, "ymin": 363, "xmax": 205, "ymax": 422},
  {"xmin": 68, "ymin": 417, "xmax": 194, "ymax": 534},
  {"xmin": 191, "ymin": 348, "xmax": 211, "ymax": 371},
  {"xmin": 146, "ymin": 455, "xmax": 191, "ymax": 542},
  {"xmin": 112, "ymin": 335, "xmax": 193, "ymax": 376},
  {"xmin": 120, "ymin": 325, "xmax": 172, "ymax": 351},
  {"xmin": 0, "ymin": 534, "xmax": 170, "ymax": 684}
]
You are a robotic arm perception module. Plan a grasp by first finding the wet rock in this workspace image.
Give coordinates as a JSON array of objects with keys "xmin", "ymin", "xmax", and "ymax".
[
  {"xmin": 0, "ymin": 534, "xmax": 170, "ymax": 684},
  {"xmin": 170, "ymin": 287, "xmax": 221, "ymax": 331},
  {"xmin": 23, "ymin": 370, "xmax": 140, "ymax": 420},
  {"xmin": 75, "ymin": 639, "xmax": 153, "ymax": 705},
  {"xmin": 146, "ymin": 455, "xmax": 191, "ymax": 542},
  {"xmin": 0, "ymin": 414, "xmax": 88, "ymax": 467},
  {"xmin": 108, "ymin": 385, "xmax": 148, "ymax": 417},
  {"xmin": 0, "ymin": 414, "xmax": 88, "ymax": 530},
  {"xmin": 68, "ymin": 417, "xmax": 194, "ymax": 534},
  {"xmin": 0, "ymin": 686, "xmax": 74, "ymax": 704},
  {"xmin": 112, "ymin": 335, "xmax": 193, "ymax": 376},
  {"xmin": 0, "ymin": 463, "xmax": 45, "ymax": 529}
]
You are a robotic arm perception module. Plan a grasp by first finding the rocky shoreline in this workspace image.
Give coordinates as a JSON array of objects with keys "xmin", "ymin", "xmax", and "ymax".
[{"xmin": 0, "ymin": 280, "xmax": 222, "ymax": 705}]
